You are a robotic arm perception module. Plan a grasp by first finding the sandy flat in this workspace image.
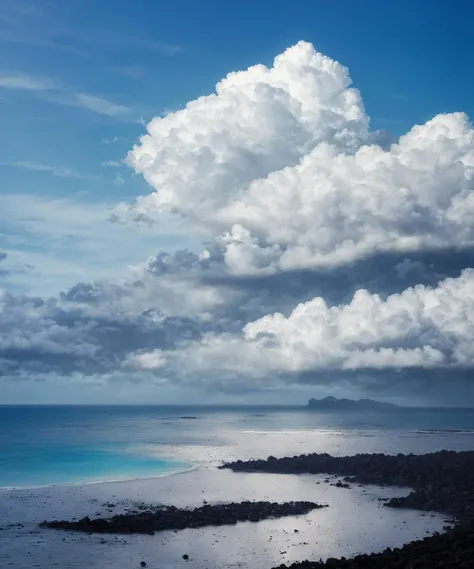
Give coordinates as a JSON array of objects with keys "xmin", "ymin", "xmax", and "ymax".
[{"xmin": 0, "ymin": 466, "xmax": 445, "ymax": 569}]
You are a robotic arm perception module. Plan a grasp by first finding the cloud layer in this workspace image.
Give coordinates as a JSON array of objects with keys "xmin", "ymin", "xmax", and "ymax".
[
  {"xmin": 2, "ymin": 41, "xmax": 474, "ymax": 401},
  {"xmin": 157, "ymin": 269, "xmax": 474, "ymax": 382}
]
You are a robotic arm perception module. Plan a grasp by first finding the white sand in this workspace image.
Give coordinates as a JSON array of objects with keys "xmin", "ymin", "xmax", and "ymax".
[{"xmin": 0, "ymin": 466, "xmax": 446, "ymax": 569}]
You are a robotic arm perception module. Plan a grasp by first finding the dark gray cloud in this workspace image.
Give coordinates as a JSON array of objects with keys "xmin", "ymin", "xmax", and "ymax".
[
  {"xmin": 0, "ymin": 251, "xmax": 8, "ymax": 277},
  {"xmin": 2, "ymin": 242, "xmax": 473, "ymax": 386},
  {"xmin": 0, "ymin": 284, "xmax": 206, "ymax": 378},
  {"xmin": 170, "ymin": 244, "xmax": 474, "ymax": 323},
  {"xmin": 147, "ymin": 249, "xmax": 217, "ymax": 276}
]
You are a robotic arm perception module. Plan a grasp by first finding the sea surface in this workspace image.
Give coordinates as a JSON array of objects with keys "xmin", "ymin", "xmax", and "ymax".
[
  {"xmin": 2, "ymin": 404, "xmax": 474, "ymax": 488},
  {"xmin": 2, "ymin": 404, "xmax": 474, "ymax": 569}
]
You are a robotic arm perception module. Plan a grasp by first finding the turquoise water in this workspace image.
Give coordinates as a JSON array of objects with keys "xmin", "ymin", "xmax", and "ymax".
[
  {"xmin": 0, "ymin": 442, "xmax": 186, "ymax": 487},
  {"xmin": 0, "ymin": 405, "xmax": 194, "ymax": 487},
  {"xmin": 2, "ymin": 404, "xmax": 474, "ymax": 488}
]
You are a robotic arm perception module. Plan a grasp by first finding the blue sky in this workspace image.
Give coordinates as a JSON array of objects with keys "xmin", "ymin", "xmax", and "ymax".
[
  {"xmin": 2, "ymin": 0, "xmax": 474, "ymax": 404},
  {"xmin": 1, "ymin": 0, "xmax": 473, "ymax": 295}
]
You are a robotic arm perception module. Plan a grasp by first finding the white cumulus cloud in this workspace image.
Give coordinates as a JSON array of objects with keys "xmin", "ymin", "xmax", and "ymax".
[
  {"xmin": 127, "ymin": 41, "xmax": 368, "ymax": 228},
  {"xmin": 127, "ymin": 41, "xmax": 474, "ymax": 277},
  {"xmin": 138, "ymin": 269, "xmax": 474, "ymax": 384},
  {"xmin": 219, "ymin": 112, "xmax": 474, "ymax": 274}
]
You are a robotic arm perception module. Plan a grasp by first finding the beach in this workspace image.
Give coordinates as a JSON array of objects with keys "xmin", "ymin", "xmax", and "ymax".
[
  {"xmin": 2, "ymin": 405, "xmax": 473, "ymax": 569},
  {"xmin": 0, "ymin": 467, "xmax": 447, "ymax": 569}
]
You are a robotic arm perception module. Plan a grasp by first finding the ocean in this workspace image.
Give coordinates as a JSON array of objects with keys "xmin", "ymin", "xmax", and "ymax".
[
  {"xmin": 2, "ymin": 404, "xmax": 474, "ymax": 488},
  {"xmin": 1, "ymin": 404, "xmax": 474, "ymax": 569}
]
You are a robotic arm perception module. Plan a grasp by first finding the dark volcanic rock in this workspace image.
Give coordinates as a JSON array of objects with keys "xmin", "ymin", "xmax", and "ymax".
[{"xmin": 40, "ymin": 501, "xmax": 327, "ymax": 535}]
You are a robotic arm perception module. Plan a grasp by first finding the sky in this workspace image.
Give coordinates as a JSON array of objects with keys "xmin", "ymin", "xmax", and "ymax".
[{"xmin": 1, "ymin": 0, "xmax": 474, "ymax": 405}]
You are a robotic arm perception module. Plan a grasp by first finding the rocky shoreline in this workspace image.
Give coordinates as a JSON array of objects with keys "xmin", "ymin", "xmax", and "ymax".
[
  {"xmin": 221, "ymin": 451, "xmax": 474, "ymax": 568},
  {"xmin": 40, "ymin": 500, "xmax": 327, "ymax": 535},
  {"xmin": 221, "ymin": 450, "xmax": 474, "ymax": 519}
]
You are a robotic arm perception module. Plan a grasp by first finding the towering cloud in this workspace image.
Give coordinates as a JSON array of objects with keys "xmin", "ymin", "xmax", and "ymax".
[
  {"xmin": 128, "ymin": 41, "xmax": 474, "ymax": 276},
  {"xmin": 127, "ymin": 41, "xmax": 368, "ymax": 230}
]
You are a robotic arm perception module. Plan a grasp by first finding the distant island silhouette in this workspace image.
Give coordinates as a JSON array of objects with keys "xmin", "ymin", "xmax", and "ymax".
[{"xmin": 307, "ymin": 396, "xmax": 400, "ymax": 411}]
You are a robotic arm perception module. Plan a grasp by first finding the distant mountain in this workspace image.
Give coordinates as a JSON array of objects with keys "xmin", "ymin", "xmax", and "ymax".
[{"xmin": 307, "ymin": 396, "xmax": 400, "ymax": 411}]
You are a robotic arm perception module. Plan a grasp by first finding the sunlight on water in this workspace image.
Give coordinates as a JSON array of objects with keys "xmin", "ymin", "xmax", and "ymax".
[{"xmin": 2, "ymin": 404, "xmax": 474, "ymax": 487}]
